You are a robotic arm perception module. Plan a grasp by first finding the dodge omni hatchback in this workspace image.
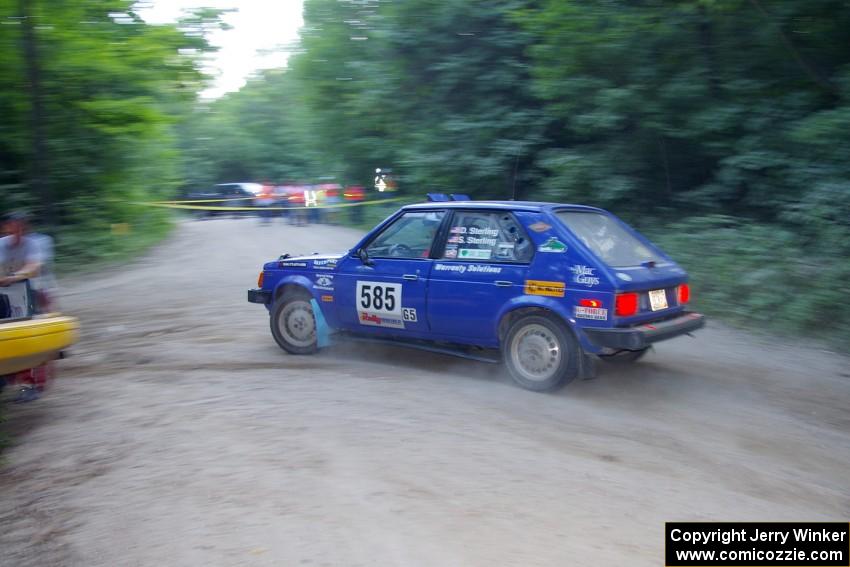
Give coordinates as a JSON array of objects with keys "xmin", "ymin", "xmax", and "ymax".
[{"xmin": 248, "ymin": 197, "xmax": 704, "ymax": 391}]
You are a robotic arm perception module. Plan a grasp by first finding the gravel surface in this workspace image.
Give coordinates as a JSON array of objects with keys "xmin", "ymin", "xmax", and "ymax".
[{"xmin": 1, "ymin": 218, "xmax": 848, "ymax": 567}]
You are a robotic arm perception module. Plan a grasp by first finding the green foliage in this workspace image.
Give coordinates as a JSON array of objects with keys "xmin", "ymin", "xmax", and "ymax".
[
  {"xmin": 180, "ymin": 0, "xmax": 850, "ymax": 347},
  {"xmin": 0, "ymin": 0, "xmax": 220, "ymax": 261},
  {"xmin": 1, "ymin": 0, "xmax": 848, "ymax": 346},
  {"xmin": 53, "ymin": 200, "xmax": 174, "ymax": 272},
  {"xmin": 648, "ymin": 216, "xmax": 850, "ymax": 347}
]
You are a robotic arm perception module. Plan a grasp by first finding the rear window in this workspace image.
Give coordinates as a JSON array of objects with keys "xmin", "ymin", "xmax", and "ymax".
[{"xmin": 555, "ymin": 211, "xmax": 657, "ymax": 267}]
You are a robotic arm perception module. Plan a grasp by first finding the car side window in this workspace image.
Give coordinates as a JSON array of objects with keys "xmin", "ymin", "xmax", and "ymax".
[
  {"xmin": 442, "ymin": 211, "xmax": 533, "ymax": 263},
  {"xmin": 365, "ymin": 211, "xmax": 446, "ymax": 259}
]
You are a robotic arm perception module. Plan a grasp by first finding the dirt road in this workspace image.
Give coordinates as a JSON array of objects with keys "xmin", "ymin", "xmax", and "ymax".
[{"xmin": 1, "ymin": 218, "xmax": 848, "ymax": 567}]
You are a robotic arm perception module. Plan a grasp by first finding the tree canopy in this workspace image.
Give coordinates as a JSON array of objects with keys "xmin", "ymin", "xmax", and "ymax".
[{"xmin": 1, "ymin": 0, "xmax": 848, "ymax": 343}]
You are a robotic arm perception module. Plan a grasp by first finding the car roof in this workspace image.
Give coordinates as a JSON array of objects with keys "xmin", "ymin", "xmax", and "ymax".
[{"xmin": 401, "ymin": 200, "xmax": 605, "ymax": 213}]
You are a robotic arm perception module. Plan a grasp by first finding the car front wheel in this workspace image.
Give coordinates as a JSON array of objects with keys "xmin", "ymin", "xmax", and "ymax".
[
  {"xmin": 503, "ymin": 313, "xmax": 579, "ymax": 392},
  {"xmin": 270, "ymin": 295, "xmax": 318, "ymax": 354}
]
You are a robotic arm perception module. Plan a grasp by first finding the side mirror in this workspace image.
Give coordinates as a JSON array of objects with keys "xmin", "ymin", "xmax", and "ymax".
[{"xmin": 356, "ymin": 248, "xmax": 374, "ymax": 266}]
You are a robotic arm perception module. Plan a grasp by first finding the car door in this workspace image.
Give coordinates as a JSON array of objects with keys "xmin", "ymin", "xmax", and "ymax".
[
  {"xmin": 334, "ymin": 209, "xmax": 447, "ymax": 337},
  {"xmin": 426, "ymin": 210, "xmax": 534, "ymax": 344}
]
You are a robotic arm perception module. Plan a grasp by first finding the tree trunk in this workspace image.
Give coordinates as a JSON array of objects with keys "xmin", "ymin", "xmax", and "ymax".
[
  {"xmin": 19, "ymin": 0, "xmax": 53, "ymax": 228},
  {"xmin": 698, "ymin": 5, "xmax": 720, "ymax": 99}
]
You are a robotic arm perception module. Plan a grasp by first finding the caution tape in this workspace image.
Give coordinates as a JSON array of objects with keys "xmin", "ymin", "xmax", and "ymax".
[{"xmin": 131, "ymin": 196, "xmax": 409, "ymax": 212}]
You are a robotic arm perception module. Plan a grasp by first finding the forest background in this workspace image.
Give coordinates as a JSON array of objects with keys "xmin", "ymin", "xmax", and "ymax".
[{"xmin": 1, "ymin": 0, "xmax": 848, "ymax": 345}]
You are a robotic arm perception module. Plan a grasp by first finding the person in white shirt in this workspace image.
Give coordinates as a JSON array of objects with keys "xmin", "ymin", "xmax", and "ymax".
[
  {"xmin": 0, "ymin": 211, "xmax": 55, "ymax": 401},
  {"xmin": 0, "ymin": 211, "xmax": 43, "ymax": 287}
]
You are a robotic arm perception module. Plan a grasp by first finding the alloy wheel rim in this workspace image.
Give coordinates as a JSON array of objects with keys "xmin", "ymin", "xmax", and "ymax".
[
  {"xmin": 510, "ymin": 323, "xmax": 562, "ymax": 382},
  {"xmin": 279, "ymin": 300, "xmax": 316, "ymax": 347}
]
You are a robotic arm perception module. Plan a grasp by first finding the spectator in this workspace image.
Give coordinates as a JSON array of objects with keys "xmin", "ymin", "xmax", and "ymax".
[
  {"xmin": 0, "ymin": 211, "xmax": 43, "ymax": 289},
  {"xmin": 0, "ymin": 211, "xmax": 55, "ymax": 402},
  {"xmin": 255, "ymin": 183, "xmax": 275, "ymax": 224}
]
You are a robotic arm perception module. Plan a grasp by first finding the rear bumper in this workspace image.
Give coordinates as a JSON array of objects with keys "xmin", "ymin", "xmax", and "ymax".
[
  {"xmin": 247, "ymin": 289, "xmax": 271, "ymax": 304},
  {"xmin": 583, "ymin": 312, "xmax": 705, "ymax": 351}
]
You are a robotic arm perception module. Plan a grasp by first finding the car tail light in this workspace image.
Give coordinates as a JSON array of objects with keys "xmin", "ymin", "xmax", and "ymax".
[
  {"xmin": 615, "ymin": 293, "xmax": 639, "ymax": 317},
  {"xmin": 579, "ymin": 298, "xmax": 602, "ymax": 308},
  {"xmin": 257, "ymin": 271, "xmax": 265, "ymax": 288},
  {"xmin": 678, "ymin": 283, "xmax": 690, "ymax": 304}
]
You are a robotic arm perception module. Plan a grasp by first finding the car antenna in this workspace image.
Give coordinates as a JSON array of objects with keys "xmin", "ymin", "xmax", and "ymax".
[{"xmin": 511, "ymin": 141, "xmax": 523, "ymax": 201}]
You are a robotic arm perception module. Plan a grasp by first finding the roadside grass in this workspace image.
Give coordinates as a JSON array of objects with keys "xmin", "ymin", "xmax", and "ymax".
[
  {"xmin": 644, "ymin": 216, "xmax": 850, "ymax": 353},
  {"xmin": 54, "ymin": 205, "xmax": 175, "ymax": 275}
]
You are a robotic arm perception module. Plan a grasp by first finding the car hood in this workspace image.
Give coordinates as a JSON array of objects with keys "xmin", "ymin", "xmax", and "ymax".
[{"xmin": 265, "ymin": 253, "xmax": 344, "ymax": 271}]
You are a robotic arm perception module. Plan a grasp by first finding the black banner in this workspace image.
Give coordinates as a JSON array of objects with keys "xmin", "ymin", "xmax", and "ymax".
[{"xmin": 666, "ymin": 522, "xmax": 849, "ymax": 566}]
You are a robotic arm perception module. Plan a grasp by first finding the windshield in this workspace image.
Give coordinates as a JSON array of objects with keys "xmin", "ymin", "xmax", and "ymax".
[
  {"xmin": 366, "ymin": 211, "xmax": 445, "ymax": 259},
  {"xmin": 555, "ymin": 211, "xmax": 657, "ymax": 267}
]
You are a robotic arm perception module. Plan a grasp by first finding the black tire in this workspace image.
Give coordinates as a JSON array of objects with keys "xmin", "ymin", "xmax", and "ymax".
[
  {"xmin": 600, "ymin": 348, "xmax": 650, "ymax": 364},
  {"xmin": 502, "ymin": 313, "xmax": 580, "ymax": 392},
  {"xmin": 270, "ymin": 294, "xmax": 318, "ymax": 355}
]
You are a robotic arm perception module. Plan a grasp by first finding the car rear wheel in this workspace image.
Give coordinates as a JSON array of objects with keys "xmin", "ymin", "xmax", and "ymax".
[
  {"xmin": 503, "ymin": 313, "xmax": 579, "ymax": 392},
  {"xmin": 270, "ymin": 295, "xmax": 318, "ymax": 354}
]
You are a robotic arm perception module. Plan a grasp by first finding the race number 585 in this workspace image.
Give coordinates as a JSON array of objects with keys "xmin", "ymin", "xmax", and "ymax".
[{"xmin": 357, "ymin": 281, "xmax": 401, "ymax": 315}]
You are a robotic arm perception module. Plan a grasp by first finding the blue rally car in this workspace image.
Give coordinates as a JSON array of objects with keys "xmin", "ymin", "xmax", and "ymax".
[{"xmin": 248, "ymin": 196, "xmax": 704, "ymax": 391}]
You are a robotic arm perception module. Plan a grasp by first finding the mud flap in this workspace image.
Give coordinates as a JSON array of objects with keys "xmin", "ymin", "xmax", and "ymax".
[
  {"xmin": 311, "ymin": 298, "xmax": 331, "ymax": 348},
  {"xmin": 579, "ymin": 351, "xmax": 598, "ymax": 380}
]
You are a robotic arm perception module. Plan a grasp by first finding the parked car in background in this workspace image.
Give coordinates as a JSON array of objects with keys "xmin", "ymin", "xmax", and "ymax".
[{"xmin": 182, "ymin": 183, "xmax": 260, "ymax": 217}]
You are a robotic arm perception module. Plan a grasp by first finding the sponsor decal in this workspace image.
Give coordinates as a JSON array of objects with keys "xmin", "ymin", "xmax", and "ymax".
[
  {"xmin": 451, "ymin": 235, "xmax": 498, "ymax": 247},
  {"xmin": 496, "ymin": 243, "xmax": 515, "ymax": 258},
  {"xmin": 359, "ymin": 312, "xmax": 404, "ymax": 328},
  {"xmin": 314, "ymin": 274, "xmax": 335, "ymax": 291},
  {"xmin": 434, "ymin": 264, "xmax": 502, "ymax": 274},
  {"xmin": 279, "ymin": 261, "xmax": 308, "ymax": 268},
  {"xmin": 571, "ymin": 264, "xmax": 600, "ymax": 287},
  {"xmin": 356, "ymin": 280, "xmax": 404, "ymax": 329},
  {"xmin": 538, "ymin": 237, "xmax": 567, "ymax": 253},
  {"xmin": 448, "ymin": 225, "xmax": 498, "ymax": 246},
  {"xmin": 466, "ymin": 236, "xmax": 496, "ymax": 247},
  {"xmin": 459, "ymin": 248, "xmax": 492, "ymax": 260},
  {"xmin": 524, "ymin": 280, "xmax": 566, "ymax": 298},
  {"xmin": 575, "ymin": 306, "xmax": 608, "ymax": 320},
  {"xmin": 467, "ymin": 264, "xmax": 501, "ymax": 273},
  {"xmin": 470, "ymin": 226, "xmax": 499, "ymax": 237},
  {"xmin": 312, "ymin": 258, "xmax": 338, "ymax": 270},
  {"xmin": 321, "ymin": 295, "xmax": 334, "ymax": 303},
  {"xmin": 528, "ymin": 221, "xmax": 552, "ymax": 233},
  {"xmin": 402, "ymin": 307, "xmax": 417, "ymax": 322},
  {"xmin": 450, "ymin": 225, "xmax": 499, "ymax": 237}
]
